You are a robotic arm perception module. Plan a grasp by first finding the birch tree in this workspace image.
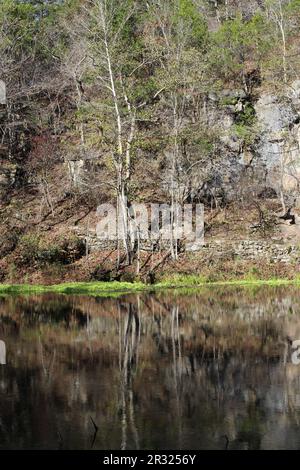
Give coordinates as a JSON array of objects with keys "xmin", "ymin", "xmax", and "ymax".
[
  {"xmin": 81, "ymin": 0, "xmax": 161, "ymax": 264},
  {"xmin": 266, "ymin": 0, "xmax": 288, "ymax": 84},
  {"xmin": 265, "ymin": 0, "xmax": 300, "ymax": 85}
]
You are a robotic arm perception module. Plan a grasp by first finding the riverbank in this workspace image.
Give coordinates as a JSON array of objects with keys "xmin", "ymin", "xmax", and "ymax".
[{"xmin": 1, "ymin": 276, "xmax": 300, "ymax": 296}]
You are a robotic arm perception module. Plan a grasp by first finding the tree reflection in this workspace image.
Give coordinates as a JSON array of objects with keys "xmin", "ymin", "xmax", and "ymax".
[
  {"xmin": 118, "ymin": 301, "xmax": 140, "ymax": 450},
  {"xmin": 1, "ymin": 287, "xmax": 300, "ymax": 449}
]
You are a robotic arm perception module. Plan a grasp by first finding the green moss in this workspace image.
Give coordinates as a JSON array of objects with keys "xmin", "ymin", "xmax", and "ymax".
[
  {"xmin": 0, "ymin": 281, "xmax": 145, "ymax": 296},
  {"xmin": 0, "ymin": 277, "xmax": 300, "ymax": 297}
]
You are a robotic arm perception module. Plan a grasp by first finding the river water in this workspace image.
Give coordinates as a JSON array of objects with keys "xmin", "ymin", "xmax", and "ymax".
[{"xmin": 1, "ymin": 286, "xmax": 300, "ymax": 449}]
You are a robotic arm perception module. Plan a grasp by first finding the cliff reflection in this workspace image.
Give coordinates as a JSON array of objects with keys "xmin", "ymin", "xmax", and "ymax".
[{"xmin": 1, "ymin": 286, "xmax": 300, "ymax": 449}]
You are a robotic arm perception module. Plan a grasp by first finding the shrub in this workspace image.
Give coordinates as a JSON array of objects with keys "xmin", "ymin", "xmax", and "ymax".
[
  {"xmin": 15, "ymin": 233, "xmax": 85, "ymax": 267},
  {"xmin": 0, "ymin": 227, "xmax": 22, "ymax": 257}
]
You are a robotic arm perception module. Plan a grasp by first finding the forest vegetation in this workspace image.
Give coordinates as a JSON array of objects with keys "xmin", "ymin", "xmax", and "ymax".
[{"xmin": 1, "ymin": 0, "xmax": 300, "ymax": 285}]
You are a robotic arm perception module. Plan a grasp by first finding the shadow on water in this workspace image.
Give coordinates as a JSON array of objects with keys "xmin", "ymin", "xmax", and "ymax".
[{"xmin": 1, "ymin": 286, "xmax": 300, "ymax": 449}]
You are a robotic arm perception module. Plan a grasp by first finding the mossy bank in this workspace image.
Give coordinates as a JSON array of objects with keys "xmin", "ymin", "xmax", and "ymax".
[{"xmin": 1, "ymin": 276, "xmax": 300, "ymax": 297}]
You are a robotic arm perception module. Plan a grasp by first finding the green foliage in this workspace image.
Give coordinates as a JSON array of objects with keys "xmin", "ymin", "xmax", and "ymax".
[
  {"xmin": 232, "ymin": 102, "xmax": 258, "ymax": 147},
  {"xmin": 286, "ymin": 0, "xmax": 300, "ymax": 20},
  {"xmin": 111, "ymin": 0, "xmax": 137, "ymax": 42},
  {"xmin": 179, "ymin": 126, "xmax": 215, "ymax": 158},
  {"xmin": 0, "ymin": 0, "xmax": 37, "ymax": 54},
  {"xmin": 0, "ymin": 0, "xmax": 78, "ymax": 62},
  {"xmin": 221, "ymin": 96, "xmax": 239, "ymax": 106},
  {"xmin": 176, "ymin": 0, "xmax": 208, "ymax": 47},
  {"xmin": 236, "ymin": 103, "xmax": 256, "ymax": 127},
  {"xmin": 210, "ymin": 13, "xmax": 270, "ymax": 83},
  {"xmin": 233, "ymin": 123, "xmax": 258, "ymax": 147},
  {"xmin": 1, "ymin": 277, "xmax": 299, "ymax": 297}
]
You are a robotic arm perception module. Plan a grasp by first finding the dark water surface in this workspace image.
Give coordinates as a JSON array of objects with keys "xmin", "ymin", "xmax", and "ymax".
[{"xmin": 1, "ymin": 286, "xmax": 300, "ymax": 450}]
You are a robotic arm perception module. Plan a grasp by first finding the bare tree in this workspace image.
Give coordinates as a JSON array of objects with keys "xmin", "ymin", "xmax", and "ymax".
[
  {"xmin": 73, "ymin": 0, "xmax": 164, "ymax": 264},
  {"xmin": 146, "ymin": 0, "xmax": 211, "ymax": 258}
]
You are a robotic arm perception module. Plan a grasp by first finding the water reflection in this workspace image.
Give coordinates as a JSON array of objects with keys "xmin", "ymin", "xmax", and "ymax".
[{"xmin": 0, "ymin": 287, "xmax": 300, "ymax": 449}]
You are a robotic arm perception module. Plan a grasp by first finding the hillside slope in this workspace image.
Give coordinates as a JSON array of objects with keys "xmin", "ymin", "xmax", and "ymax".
[{"xmin": 1, "ymin": 0, "xmax": 300, "ymax": 283}]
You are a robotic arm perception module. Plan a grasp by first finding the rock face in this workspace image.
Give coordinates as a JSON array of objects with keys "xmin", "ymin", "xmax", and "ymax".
[
  {"xmin": 254, "ymin": 87, "xmax": 300, "ymax": 203},
  {"xmin": 1, "ymin": 79, "xmax": 300, "ymax": 209},
  {"xmin": 255, "ymin": 94, "xmax": 295, "ymax": 136},
  {"xmin": 202, "ymin": 82, "xmax": 300, "ymax": 204}
]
